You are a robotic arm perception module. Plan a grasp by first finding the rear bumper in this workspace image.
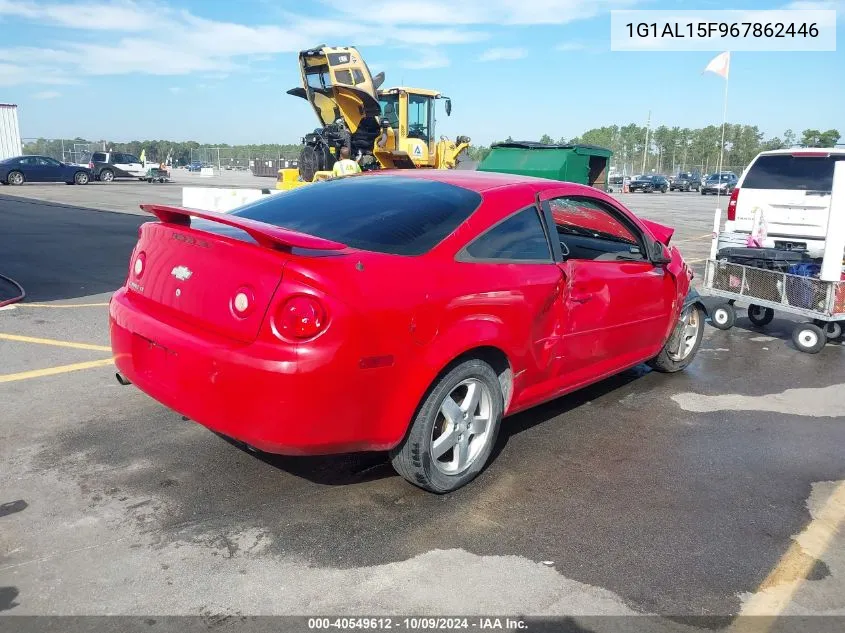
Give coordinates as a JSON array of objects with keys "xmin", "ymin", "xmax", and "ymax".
[
  {"xmin": 109, "ymin": 287, "xmax": 390, "ymax": 455},
  {"xmin": 718, "ymin": 230, "xmax": 826, "ymax": 259}
]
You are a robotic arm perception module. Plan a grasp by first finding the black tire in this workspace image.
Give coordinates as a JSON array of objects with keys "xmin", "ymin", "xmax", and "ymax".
[
  {"xmin": 792, "ymin": 323, "xmax": 826, "ymax": 354},
  {"xmin": 701, "ymin": 190, "xmax": 707, "ymax": 195},
  {"xmin": 747, "ymin": 304, "xmax": 774, "ymax": 327},
  {"xmin": 390, "ymin": 358, "xmax": 504, "ymax": 494},
  {"xmin": 99, "ymin": 169, "xmax": 114, "ymax": 182},
  {"xmin": 648, "ymin": 304, "xmax": 705, "ymax": 373},
  {"xmin": 710, "ymin": 303, "xmax": 736, "ymax": 330},
  {"xmin": 814, "ymin": 320, "xmax": 843, "ymax": 341},
  {"xmin": 661, "ymin": 186, "xmax": 668, "ymax": 193},
  {"xmin": 73, "ymin": 171, "xmax": 89, "ymax": 185},
  {"xmin": 7, "ymin": 170, "xmax": 24, "ymax": 186}
]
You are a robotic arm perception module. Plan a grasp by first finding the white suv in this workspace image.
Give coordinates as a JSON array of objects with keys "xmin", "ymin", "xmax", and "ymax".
[{"xmin": 720, "ymin": 148, "xmax": 845, "ymax": 258}]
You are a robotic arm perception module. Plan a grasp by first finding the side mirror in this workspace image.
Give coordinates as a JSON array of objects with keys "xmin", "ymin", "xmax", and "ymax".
[
  {"xmin": 650, "ymin": 241, "xmax": 672, "ymax": 265},
  {"xmin": 445, "ymin": 98, "xmax": 452, "ymax": 116}
]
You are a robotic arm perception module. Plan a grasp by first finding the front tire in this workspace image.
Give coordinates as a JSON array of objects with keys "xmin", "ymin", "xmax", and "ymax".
[
  {"xmin": 792, "ymin": 323, "xmax": 826, "ymax": 354},
  {"xmin": 648, "ymin": 304, "xmax": 705, "ymax": 373},
  {"xmin": 7, "ymin": 170, "xmax": 24, "ymax": 185},
  {"xmin": 710, "ymin": 303, "xmax": 736, "ymax": 330},
  {"xmin": 390, "ymin": 359, "xmax": 504, "ymax": 493}
]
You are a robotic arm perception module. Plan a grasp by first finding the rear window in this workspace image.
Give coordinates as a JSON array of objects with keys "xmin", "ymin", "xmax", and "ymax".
[
  {"xmin": 231, "ymin": 175, "xmax": 482, "ymax": 256},
  {"xmin": 743, "ymin": 154, "xmax": 839, "ymax": 191},
  {"xmin": 91, "ymin": 152, "xmax": 106, "ymax": 162}
]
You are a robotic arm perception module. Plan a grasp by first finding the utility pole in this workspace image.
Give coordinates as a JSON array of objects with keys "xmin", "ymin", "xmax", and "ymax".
[{"xmin": 641, "ymin": 110, "xmax": 651, "ymax": 174}]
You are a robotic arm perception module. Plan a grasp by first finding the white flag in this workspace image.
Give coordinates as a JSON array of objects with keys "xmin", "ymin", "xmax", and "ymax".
[{"xmin": 704, "ymin": 51, "xmax": 730, "ymax": 79}]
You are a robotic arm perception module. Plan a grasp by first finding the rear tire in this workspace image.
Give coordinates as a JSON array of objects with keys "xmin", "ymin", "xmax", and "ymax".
[
  {"xmin": 814, "ymin": 320, "xmax": 843, "ymax": 340},
  {"xmin": 390, "ymin": 359, "xmax": 504, "ymax": 494},
  {"xmin": 648, "ymin": 305, "xmax": 705, "ymax": 373},
  {"xmin": 792, "ymin": 323, "xmax": 826, "ymax": 354},
  {"xmin": 99, "ymin": 169, "xmax": 114, "ymax": 182},
  {"xmin": 747, "ymin": 305, "xmax": 774, "ymax": 327},
  {"xmin": 710, "ymin": 303, "xmax": 736, "ymax": 330},
  {"xmin": 73, "ymin": 171, "xmax": 89, "ymax": 185},
  {"xmin": 7, "ymin": 170, "xmax": 24, "ymax": 185}
]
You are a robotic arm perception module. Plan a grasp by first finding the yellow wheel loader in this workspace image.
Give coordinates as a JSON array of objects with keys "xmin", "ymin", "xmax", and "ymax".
[{"xmin": 277, "ymin": 45, "xmax": 471, "ymax": 190}]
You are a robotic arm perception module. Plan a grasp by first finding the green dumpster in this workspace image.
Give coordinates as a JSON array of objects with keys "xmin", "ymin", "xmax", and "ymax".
[{"xmin": 477, "ymin": 142, "xmax": 613, "ymax": 192}]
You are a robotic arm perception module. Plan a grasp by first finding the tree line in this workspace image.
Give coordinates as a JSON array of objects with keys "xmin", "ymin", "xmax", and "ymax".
[
  {"xmin": 21, "ymin": 138, "xmax": 304, "ymax": 166},
  {"xmin": 465, "ymin": 126, "xmax": 842, "ymax": 174}
]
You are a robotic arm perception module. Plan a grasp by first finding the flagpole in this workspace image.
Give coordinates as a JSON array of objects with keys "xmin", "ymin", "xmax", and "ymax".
[{"xmin": 715, "ymin": 59, "xmax": 729, "ymax": 212}]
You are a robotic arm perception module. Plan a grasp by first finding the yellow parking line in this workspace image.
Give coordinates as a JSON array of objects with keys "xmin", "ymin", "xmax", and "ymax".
[
  {"xmin": 18, "ymin": 302, "xmax": 110, "ymax": 308},
  {"xmin": 0, "ymin": 358, "xmax": 114, "ymax": 383},
  {"xmin": 731, "ymin": 480, "xmax": 845, "ymax": 628},
  {"xmin": 675, "ymin": 233, "xmax": 714, "ymax": 243},
  {"xmin": 0, "ymin": 333, "xmax": 111, "ymax": 352}
]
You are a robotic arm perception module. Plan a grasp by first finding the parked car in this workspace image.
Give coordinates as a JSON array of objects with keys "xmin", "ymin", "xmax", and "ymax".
[
  {"xmin": 629, "ymin": 175, "xmax": 669, "ymax": 193},
  {"xmin": 110, "ymin": 171, "xmax": 705, "ymax": 493},
  {"xmin": 670, "ymin": 172, "xmax": 701, "ymax": 192},
  {"xmin": 88, "ymin": 151, "xmax": 148, "ymax": 182},
  {"xmin": 0, "ymin": 155, "xmax": 91, "ymax": 185},
  {"xmin": 719, "ymin": 148, "xmax": 845, "ymax": 258},
  {"xmin": 701, "ymin": 173, "xmax": 738, "ymax": 195},
  {"xmin": 186, "ymin": 161, "xmax": 204, "ymax": 172}
]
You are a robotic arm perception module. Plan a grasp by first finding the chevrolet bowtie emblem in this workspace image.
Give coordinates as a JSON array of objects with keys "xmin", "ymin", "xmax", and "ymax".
[{"xmin": 171, "ymin": 265, "xmax": 193, "ymax": 281}]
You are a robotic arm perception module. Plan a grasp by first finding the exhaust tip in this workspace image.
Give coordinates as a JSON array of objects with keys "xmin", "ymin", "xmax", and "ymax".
[{"xmin": 115, "ymin": 372, "xmax": 131, "ymax": 386}]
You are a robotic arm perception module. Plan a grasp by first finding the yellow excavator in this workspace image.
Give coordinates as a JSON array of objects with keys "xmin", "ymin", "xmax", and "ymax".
[{"xmin": 277, "ymin": 45, "xmax": 471, "ymax": 190}]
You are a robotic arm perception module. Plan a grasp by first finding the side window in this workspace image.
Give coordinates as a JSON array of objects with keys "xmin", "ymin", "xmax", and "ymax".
[
  {"xmin": 548, "ymin": 196, "xmax": 646, "ymax": 262},
  {"xmin": 124, "ymin": 155, "xmax": 140, "ymax": 164},
  {"xmin": 463, "ymin": 207, "xmax": 552, "ymax": 262},
  {"xmin": 334, "ymin": 69, "xmax": 353, "ymax": 85},
  {"xmin": 407, "ymin": 94, "xmax": 432, "ymax": 142},
  {"xmin": 37, "ymin": 157, "xmax": 60, "ymax": 166},
  {"xmin": 18, "ymin": 157, "xmax": 36, "ymax": 165}
]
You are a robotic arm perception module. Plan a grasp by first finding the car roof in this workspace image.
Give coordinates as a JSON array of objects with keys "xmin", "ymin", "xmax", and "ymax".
[
  {"xmin": 360, "ymin": 168, "xmax": 602, "ymax": 196},
  {"xmin": 756, "ymin": 147, "xmax": 845, "ymax": 156}
]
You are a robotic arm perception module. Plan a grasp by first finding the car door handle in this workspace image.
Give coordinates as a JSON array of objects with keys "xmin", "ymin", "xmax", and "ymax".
[{"xmin": 570, "ymin": 294, "xmax": 592, "ymax": 304}]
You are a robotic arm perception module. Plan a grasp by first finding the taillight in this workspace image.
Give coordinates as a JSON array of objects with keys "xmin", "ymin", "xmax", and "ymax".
[
  {"xmin": 231, "ymin": 286, "xmax": 255, "ymax": 318},
  {"xmin": 133, "ymin": 252, "xmax": 146, "ymax": 277},
  {"xmin": 727, "ymin": 187, "xmax": 740, "ymax": 221},
  {"xmin": 88, "ymin": 162, "xmax": 94, "ymax": 169},
  {"xmin": 275, "ymin": 295, "xmax": 327, "ymax": 340}
]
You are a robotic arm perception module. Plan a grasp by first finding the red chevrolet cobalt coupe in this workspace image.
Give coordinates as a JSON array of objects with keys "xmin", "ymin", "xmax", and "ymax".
[{"xmin": 110, "ymin": 170, "xmax": 706, "ymax": 493}]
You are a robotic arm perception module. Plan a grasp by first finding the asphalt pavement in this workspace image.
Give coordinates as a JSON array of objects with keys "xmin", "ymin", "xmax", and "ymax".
[{"xmin": 1, "ymin": 190, "xmax": 844, "ymax": 628}]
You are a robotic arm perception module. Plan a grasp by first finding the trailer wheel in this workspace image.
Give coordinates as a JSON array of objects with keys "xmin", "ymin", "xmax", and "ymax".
[
  {"xmin": 710, "ymin": 303, "xmax": 736, "ymax": 330},
  {"xmin": 814, "ymin": 320, "xmax": 843, "ymax": 341},
  {"xmin": 747, "ymin": 304, "xmax": 774, "ymax": 327},
  {"xmin": 792, "ymin": 323, "xmax": 826, "ymax": 354}
]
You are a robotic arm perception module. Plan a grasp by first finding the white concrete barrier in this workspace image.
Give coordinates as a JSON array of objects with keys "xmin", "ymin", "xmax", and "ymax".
[
  {"xmin": 182, "ymin": 187, "xmax": 283, "ymax": 213},
  {"xmin": 200, "ymin": 167, "xmax": 215, "ymax": 178}
]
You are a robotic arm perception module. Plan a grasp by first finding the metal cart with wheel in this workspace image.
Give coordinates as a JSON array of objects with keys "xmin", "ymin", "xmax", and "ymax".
[
  {"xmin": 702, "ymin": 258, "xmax": 845, "ymax": 353},
  {"xmin": 143, "ymin": 167, "xmax": 170, "ymax": 183}
]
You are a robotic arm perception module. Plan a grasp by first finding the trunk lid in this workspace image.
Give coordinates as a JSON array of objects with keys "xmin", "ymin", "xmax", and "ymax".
[{"xmin": 128, "ymin": 204, "xmax": 347, "ymax": 343}]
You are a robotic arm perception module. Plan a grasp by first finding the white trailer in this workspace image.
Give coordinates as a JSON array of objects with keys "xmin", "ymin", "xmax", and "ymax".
[{"xmin": 0, "ymin": 104, "xmax": 22, "ymax": 161}]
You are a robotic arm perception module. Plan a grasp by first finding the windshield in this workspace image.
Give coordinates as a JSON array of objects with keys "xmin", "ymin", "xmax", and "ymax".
[{"xmin": 707, "ymin": 174, "xmax": 730, "ymax": 182}]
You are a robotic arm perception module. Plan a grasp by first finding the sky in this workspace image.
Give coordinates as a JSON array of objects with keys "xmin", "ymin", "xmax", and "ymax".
[{"xmin": 0, "ymin": 0, "xmax": 843, "ymax": 146}]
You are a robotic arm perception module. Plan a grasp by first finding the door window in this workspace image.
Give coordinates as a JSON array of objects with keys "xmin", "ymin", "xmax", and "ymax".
[
  {"xmin": 124, "ymin": 155, "xmax": 140, "ymax": 164},
  {"xmin": 36, "ymin": 157, "xmax": 61, "ymax": 167},
  {"xmin": 547, "ymin": 196, "xmax": 646, "ymax": 262},
  {"xmin": 407, "ymin": 94, "xmax": 433, "ymax": 144},
  {"xmin": 462, "ymin": 207, "xmax": 552, "ymax": 262}
]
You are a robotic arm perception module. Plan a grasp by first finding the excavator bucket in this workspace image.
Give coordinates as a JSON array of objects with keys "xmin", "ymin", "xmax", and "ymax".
[{"xmin": 288, "ymin": 46, "xmax": 382, "ymax": 133}]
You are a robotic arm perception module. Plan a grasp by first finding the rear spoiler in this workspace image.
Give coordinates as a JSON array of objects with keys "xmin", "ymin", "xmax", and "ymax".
[
  {"xmin": 639, "ymin": 218, "xmax": 675, "ymax": 246},
  {"xmin": 139, "ymin": 204, "xmax": 347, "ymax": 251}
]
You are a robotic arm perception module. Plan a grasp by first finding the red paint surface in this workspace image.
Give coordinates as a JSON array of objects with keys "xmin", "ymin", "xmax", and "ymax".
[{"xmin": 110, "ymin": 171, "xmax": 693, "ymax": 455}]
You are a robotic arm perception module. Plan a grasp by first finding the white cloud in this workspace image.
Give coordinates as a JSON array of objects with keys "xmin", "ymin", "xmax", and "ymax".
[
  {"xmin": 478, "ymin": 47, "xmax": 527, "ymax": 61},
  {"xmin": 0, "ymin": 0, "xmax": 632, "ymax": 84},
  {"xmin": 32, "ymin": 90, "xmax": 61, "ymax": 99},
  {"xmin": 400, "ymin": 49, "xmax": 450, "ymax": 69},
  {"xmin": 329, "ymin": 0, "xmax": 641, "ymax": 25},
  {"xmin": 555, "ymin": 42, "xmax": 586, "ymax": 51}
]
